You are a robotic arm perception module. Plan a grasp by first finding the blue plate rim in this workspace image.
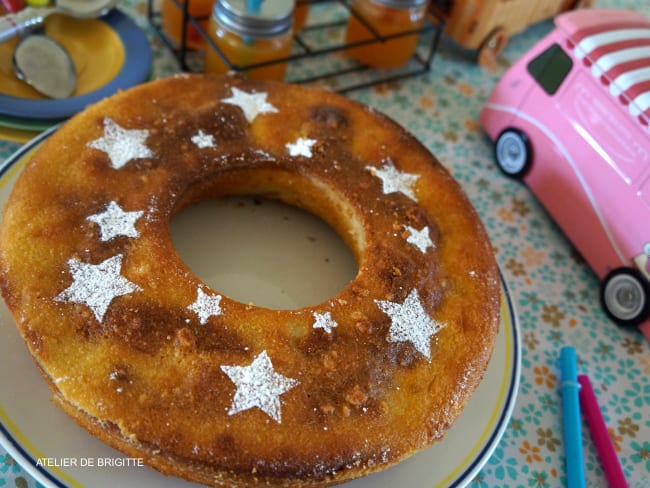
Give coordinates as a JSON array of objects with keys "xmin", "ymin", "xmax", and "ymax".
[
  {"xmin": 447, "ymin": 268, "xmax": 521, "ymax": 487},
  {"xmin": 0, "ymin": 8, "xmax": 152, "ymax": 121}
]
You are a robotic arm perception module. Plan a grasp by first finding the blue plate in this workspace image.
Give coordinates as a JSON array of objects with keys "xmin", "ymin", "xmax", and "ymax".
[{"xmin": 0, "ymin": 9, "xmax": 152, "ymax": 121}]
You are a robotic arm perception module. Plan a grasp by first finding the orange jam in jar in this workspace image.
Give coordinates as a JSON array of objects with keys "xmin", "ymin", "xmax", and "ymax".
[
  {"xmin": 345, "ymin": 0, "xmax": 428, "ymax": 68},
  {"xmin": 294, "ymin": 1, "xmax": 309, "ymax": 32},
  {"xmin": 204, "ymin": 0, "xmax": 293, "ymax": 81},
  {"xmin": 162, "ymin": 0, "xmax": 213, "ymax": 50}
]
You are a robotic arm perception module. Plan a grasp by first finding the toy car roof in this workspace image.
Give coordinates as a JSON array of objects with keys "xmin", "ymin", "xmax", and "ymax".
[{"xmin": 555, "ymin": 9, "xmax": 650, "ymax": 133}]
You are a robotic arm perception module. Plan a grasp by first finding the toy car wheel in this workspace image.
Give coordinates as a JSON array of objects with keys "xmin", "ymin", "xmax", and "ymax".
[
  {"xmin": 494, "ymin": 129, "xmax": 531, "ymax": 178},
  {"xmin": 601, "ymin": 268, "xmax": 650, "ymax": 328}
]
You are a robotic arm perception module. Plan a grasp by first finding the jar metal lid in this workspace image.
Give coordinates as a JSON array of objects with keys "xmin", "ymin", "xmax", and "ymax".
[
  {"xmin": 371, "ymin": 0, "xmax": 428, "ymax": 9},
  {"xmin": 214, "ymin": 0, "xmax": 293, "ymax": 39}
]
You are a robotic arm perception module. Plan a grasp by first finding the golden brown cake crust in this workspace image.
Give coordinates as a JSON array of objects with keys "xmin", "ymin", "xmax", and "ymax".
[{"xmin": 0, "ymin": 74, "xmax": 500, "ymax": 487}]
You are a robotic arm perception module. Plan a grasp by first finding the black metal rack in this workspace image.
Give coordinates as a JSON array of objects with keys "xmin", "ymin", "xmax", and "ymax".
[{"xmin": 147, "ymin": 0, "xmax": 444, "ymax": 93}]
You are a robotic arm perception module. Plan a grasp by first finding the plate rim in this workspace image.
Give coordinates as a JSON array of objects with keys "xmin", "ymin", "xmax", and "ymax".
[
  {"xmin": 0, "ymin": 113, "xmax": 56, "ymax": 132},
  {"xmin": 0, "ymin": 8, "xmax": 152, "ymax": 121},
  {"xmin": 444, "ymin": 275, "xmax": 521, "ymax": 487},
  {"xmin": 0, "ymin": 133, "xmax": 521, "ymax": 488}
]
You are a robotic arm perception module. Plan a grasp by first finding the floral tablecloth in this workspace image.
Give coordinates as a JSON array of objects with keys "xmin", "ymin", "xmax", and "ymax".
[{"xmin": 1, "ymin": 0, "xmax": 649, "ymax": 486}]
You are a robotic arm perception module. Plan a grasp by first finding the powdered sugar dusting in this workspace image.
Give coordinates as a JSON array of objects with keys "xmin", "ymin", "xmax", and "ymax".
[
  {"xmin": 187, "ymin": 287, "xmax": 223, "ymax": 325},
  {"xmin": 87, "ymin": 118, "xmax": 153, "ymax": 169},
  {"xmin": 366, "ymin": 159, "xmax": 419, "ymax": 201},
  {"xmin": 254, "ymin": 149, "xmax": 275, "ymax": 160},
  {"xmin": 54, "ymin": 254, "xmax": 142, "ymax": 323},
  {"xmin": 374, "ymin": 289, "xmax": 445, "ymax": 361},
  {"xmin": 87, "ymin": 201, "xmax": 144, "ymax": 242},
  {"xmin": 191, "ymin": 130, "xmax": 216, "ymax": 149},
  {"xmin": 221, "ymin": 87, "xmax": 278, "ymax": 123},
  {"xmin": 221, "ymin": 350, "xmax": 299, "ymax": 423},
  {"xmin": 312, "ymin": 311, "xmax": 337, "ymax": 334},
  {"xmin": 286, "ymin": 137, "xmax": 317, "ymax": 158},
  {"xmin": 404, "ymin": 225, "xmax": 435, "ymax": 254}
]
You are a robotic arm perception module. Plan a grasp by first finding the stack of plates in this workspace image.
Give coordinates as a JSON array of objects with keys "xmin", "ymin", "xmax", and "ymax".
[{"xmin": 0, "ymin": 8, "xmax": 152, "ymax": 143}]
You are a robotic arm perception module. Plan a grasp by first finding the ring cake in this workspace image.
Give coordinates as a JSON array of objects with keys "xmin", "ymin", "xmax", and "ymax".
[{"xmin": 0, "ymin": 74, "xmax": 500, "ymax": 487}]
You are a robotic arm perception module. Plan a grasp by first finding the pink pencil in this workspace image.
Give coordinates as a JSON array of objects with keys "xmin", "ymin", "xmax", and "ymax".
[{"xmin": 577, "ymin": 374, "xmax": 627, "ymax": 488}]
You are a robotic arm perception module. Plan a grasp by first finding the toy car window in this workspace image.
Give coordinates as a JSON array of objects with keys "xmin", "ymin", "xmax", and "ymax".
[{"xmin": 527, "ymin": 43, "xmax": 573, "ymax": 95}]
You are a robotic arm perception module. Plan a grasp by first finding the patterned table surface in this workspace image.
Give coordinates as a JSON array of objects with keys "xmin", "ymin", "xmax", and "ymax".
[{"xmin": 1, "ymin": 0, "xmax": 649, "ymax": 486}]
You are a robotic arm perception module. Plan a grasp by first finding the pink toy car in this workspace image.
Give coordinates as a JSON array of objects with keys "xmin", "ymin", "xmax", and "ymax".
[{"xmin": 480, "ymin": 8, "xmax": 650, "ymax": 341}]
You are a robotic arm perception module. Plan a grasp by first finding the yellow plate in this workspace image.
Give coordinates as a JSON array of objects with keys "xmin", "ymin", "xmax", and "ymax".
[{"xmin": 0, "ymin": 125, "xmax": 41, "ymax": 144}]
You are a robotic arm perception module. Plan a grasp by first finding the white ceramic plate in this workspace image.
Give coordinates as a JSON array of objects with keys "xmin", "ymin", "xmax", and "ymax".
[{"xmin": 0, "ymin": 131, "xmax": 521, "ymax": 488}]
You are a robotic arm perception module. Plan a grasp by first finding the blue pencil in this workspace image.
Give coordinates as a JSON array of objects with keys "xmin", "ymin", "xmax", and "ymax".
[{"xmin": 560, "ymin": 346, "xmax": 586, "ymax": 488}]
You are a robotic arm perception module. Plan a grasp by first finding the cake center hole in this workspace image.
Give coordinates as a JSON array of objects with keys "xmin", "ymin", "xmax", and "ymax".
[{"xmin": 170, "ymin": 196, "xmax": 358, "ymax": 310}]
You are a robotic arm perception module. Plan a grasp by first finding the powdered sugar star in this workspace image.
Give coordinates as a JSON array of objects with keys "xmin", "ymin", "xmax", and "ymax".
[
  {"xmin": 87, "ymin": 118, "xmax": 153, "ymax": 169},
  {"xmin": 286, "ymin": 137, "xmax": 317, "ymax": 158},
  {"xmin": 87, "ymin": 201, "xmax": 144, "ymax": 242},
  {"xmin": 366, "ymin": 160, "xmax": 419, "ymax": 201},
  {"xmin": 404, "ymin": 225, "xmax": 435, "ymax": 254},
  {"xmin": 312, "ymin": 311, "xmax": 338, "ymax": 334},
  {"xmin": 375, "ymin": 289, "xmax": 445, "ymax": 361},
  {"xmin": 221, "ymin": 351, "xmax": 299, "ymax": 423},
  {"xmin": 55, "ymin": 254, "xmax": 142, "ymax": 323},
  {"xmin": 187, "ymin": 287, "xmax": 223, "ymax": 325},
  {"xmin": 221, "ymin": 87, "xmax": 278, "ymax": 123},
  {"xmin": 191, "ymin": 129, "xmax": 216, "ymax": 149}
]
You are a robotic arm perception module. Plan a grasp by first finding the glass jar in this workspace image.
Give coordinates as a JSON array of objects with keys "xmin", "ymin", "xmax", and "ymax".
[
  {"xmin": 204, "ymin": 0, "xmax": 293, "ymax": 81},
  {"xmin": 345, "ymin": 0, "xmax": 429, "ymax": 69},
  {"xmin": 162, "ymin": 0, "xmax": 214, "ymax": 50},
  {"xmin": 294, "ymin": 0, "xmax": 309, "ymax": 32}
]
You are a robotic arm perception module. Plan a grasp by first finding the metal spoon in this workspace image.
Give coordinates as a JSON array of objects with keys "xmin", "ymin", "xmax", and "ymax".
[
  {"xmin": 13, "ymin": 33, "xmax": 76, "ymax": 98},
  {"xmin": 0, "ymin": 0, "xmax": 116, "ymax": 42}
]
